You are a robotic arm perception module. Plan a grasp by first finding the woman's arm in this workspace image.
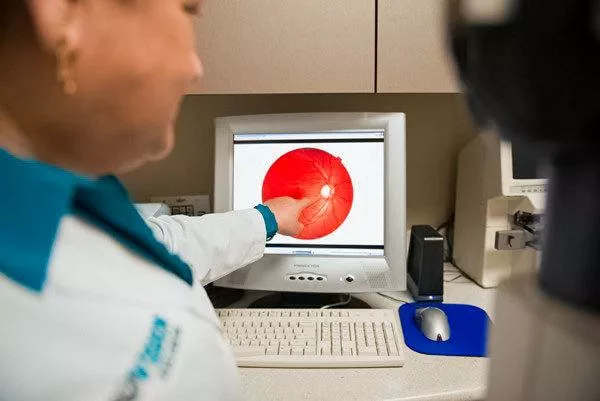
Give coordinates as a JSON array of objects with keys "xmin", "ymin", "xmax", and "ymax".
[
  {"xmin": 146, "ymin": 209, "xmax": 266, "ymax": 286},
  {"xmin": 146, "ymin": 197, "xmax": 310, "ymax": 286}
]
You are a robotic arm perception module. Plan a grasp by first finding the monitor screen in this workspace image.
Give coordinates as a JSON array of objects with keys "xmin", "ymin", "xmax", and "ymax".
[{"xmin": 233, "ymin": 130, "xmax": 385, "ymax": 257}]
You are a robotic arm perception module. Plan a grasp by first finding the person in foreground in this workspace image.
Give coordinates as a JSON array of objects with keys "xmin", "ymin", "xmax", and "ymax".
[{"xmin": 0, "ymin": 1, "xmax": 307, "ymax": 400}]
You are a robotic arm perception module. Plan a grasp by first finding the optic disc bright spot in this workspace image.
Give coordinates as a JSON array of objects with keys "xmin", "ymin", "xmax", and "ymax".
[{"xmin": 321, "ymin": 185, "xmax": 333, "ymax": 198}]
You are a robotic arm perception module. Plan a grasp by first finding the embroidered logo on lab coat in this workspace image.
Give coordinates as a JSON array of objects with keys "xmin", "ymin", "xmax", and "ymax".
[{"xmin": 112, "ymin": 316, "xmax": 181, "ymax": 401}]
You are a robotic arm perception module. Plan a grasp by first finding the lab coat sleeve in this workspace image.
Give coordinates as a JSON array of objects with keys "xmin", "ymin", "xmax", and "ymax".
[{"xmin": 146, "ymin": 209, "xmax": 266, "ymax": 286}]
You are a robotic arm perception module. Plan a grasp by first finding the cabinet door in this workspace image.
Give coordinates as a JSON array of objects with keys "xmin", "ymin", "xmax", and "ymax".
[
  {"xmin": 190, "ymin": 0, "xmax": 375, "ymax": 94},
  {"xmin": 377, "ymin": 0, "xmax": 459, "ymax": 93}
]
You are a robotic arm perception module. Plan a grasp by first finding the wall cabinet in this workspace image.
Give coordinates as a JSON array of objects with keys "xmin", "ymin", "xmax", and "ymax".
[
  {"xmin": 377, "ymin": 0, "xmax": 460, "ymax": 93},
  {"xmin": 189, "ymin": 1, "xmax": 459, "ymax": 94},
  {"xmin": 190, "ymin": 0, "xmax": 375, "ymax": 94}
]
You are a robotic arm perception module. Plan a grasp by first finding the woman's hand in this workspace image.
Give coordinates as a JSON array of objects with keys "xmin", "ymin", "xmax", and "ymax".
[{"xmin": 264, "ymin": 197, "xmax": 312, "ymax": 237}]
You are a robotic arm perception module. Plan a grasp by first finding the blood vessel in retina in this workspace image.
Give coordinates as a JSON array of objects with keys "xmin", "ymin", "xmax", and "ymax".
[{"xmin": 262, "ymin": 148, "xmax": 354, "ymax": 239}]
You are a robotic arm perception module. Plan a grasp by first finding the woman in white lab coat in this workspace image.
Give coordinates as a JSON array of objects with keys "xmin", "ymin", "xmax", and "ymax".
[{"xmin": 0, "ymin": 1, "xmax": 307, "ymax": 400}]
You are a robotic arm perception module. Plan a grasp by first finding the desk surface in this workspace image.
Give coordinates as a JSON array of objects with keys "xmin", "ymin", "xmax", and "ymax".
[{"xmin": 229, "ymin": 265, "xmax": 496, "ymax": 401}]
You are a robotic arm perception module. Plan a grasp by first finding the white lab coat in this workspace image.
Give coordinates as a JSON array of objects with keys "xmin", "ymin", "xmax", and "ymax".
[{"xmin": 0, "ymin": 209, "xmax": 266, "ymax": 401}]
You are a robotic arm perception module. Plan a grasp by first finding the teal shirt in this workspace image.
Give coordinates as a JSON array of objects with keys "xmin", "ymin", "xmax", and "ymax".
[{"xmin": 0, "ymin": 148, "xmax": 193, "ymax": 292}]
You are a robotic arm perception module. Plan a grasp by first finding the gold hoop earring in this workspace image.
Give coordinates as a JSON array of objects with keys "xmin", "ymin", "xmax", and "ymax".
[{"xmin": 56, "ymin": 39, "xmax": 77, "ymax": 95}]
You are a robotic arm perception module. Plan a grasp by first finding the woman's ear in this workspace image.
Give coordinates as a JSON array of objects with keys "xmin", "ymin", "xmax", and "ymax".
[
  {"xmin": 27, "ymin": 0, "xmax": 84, "ymax": 54},
  {"xmin": 27, "ymin": 0, "xmax": 84, "ymax": 94}
]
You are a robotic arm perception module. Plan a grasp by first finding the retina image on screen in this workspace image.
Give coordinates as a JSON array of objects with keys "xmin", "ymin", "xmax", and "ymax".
[{"xmin": 233, "ymin": 130, "xmax": 384, "ymax": 257}]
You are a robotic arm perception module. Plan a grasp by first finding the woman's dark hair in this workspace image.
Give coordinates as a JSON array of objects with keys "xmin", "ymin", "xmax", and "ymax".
[{"xmin": 0, "ymin": 1, "xmax": 29, "ymax": 44}]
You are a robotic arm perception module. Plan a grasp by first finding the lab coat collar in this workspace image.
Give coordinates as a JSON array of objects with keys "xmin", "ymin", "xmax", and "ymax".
[{"xmin": 0, "ymin": 148, "xmax": 193, "ymax": 292}]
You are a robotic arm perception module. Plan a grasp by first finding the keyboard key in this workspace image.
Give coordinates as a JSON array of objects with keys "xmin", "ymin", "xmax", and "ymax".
[
  {"xmin": 291, "ymin": 347, "xmax": 304, "ymax": 355},
  {"xmin": 358, "ymin": 346, "xmax": 378, "ymax": 356},
  {"xmin": 234, "ymin": 347, "xmax": 264, "ymax": 357}
]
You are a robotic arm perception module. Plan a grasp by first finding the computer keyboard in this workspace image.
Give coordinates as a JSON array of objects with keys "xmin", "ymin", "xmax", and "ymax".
[{"xmin": 216, "ymin": 308, "xmax": 405, "ymax": 368}]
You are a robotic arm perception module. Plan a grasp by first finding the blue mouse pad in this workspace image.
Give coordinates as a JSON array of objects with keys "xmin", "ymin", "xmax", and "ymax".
[{"xmin": 399, "ymin": 302, "xmax": 491, "ymax": 357}]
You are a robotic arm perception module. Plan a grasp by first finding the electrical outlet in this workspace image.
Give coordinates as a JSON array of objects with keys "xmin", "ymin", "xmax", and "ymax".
[{"xmin": 150, "ymin": 195, "xmax": 211, "ymax": 217}]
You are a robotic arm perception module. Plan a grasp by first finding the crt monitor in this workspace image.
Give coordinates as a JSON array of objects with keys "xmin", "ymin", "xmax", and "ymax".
[
  {"xmin": 453, "ymin": 131, "xmax": 548, "ymax": 287},
  {"xmin": 213, "ymin": 113, "xmax": 406, "ymax": 293}
]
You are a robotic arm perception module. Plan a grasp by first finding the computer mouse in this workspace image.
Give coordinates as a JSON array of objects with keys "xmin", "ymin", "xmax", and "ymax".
[{"xmin": 414, "ymin": 307, "xmax": 451, "ymax": 341}]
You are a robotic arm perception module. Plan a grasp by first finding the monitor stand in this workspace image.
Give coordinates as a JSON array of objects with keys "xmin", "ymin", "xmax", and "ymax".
[{"xmin": 249, "ymin": 292, "xmax": 371, "ymax": 309}]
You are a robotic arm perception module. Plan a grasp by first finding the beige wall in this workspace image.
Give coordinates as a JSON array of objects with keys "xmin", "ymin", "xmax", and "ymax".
[{"xmin": 120, "ymin": 93, "xmax": 475, "ymax": 228}]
